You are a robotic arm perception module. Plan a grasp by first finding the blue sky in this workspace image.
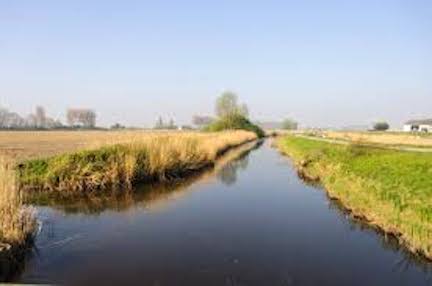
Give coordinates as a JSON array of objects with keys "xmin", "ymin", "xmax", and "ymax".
[{"xmin": 1, "ymin": 0, "xmax": 431, "ymax": 128}]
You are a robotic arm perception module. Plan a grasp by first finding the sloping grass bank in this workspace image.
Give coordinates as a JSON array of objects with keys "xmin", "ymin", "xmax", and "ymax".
[
  {"xmin": 277, "ymin": 136, "xmax": 432, "ymax": 260},
  {"xmin": 17, "ymin": 131, "xmax": 257, "ymax": 196}
]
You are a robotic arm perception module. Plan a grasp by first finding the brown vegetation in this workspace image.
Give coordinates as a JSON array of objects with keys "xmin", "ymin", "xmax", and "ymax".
[
  {"xmin": 11, "ymin": 131, "xmax": 257, "ymax": 195},
  {"xmin": 0, "ymin": 158, "xmax": 36, "ymax": 280},
  {"xmin": 323, "ymin": 131, "xmax": 432, "ymax": 147}
]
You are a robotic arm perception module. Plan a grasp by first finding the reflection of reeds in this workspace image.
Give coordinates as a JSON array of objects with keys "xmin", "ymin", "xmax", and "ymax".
[
  {"xmin": 18, "ymin": 131, "xmax": 257, "ymax": 195},
  {"xmin": 28, "ymin": 140, "xmax": 262, "ymax": 215},
  {"xmin": 0, "ymin": 158, "xmax": 35, "ymax": 245}
]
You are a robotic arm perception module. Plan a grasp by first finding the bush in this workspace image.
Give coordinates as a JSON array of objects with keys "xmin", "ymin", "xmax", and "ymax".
[
  {"xmin": 373, "ymin": 122, "xmax": 390, "ymax": 131},
  {"xmin": 205, "ymin": 114, "xmax": 265, "ymax": 138}
]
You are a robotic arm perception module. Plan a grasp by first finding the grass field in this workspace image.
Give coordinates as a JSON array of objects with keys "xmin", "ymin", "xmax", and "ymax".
[
  {"xmin": 277, "ymin": 135, "xmax": 432, "ymax": 259},
  {"xmin": 322, "ymin": 131, "xmax": 432, "ymax": 148},
  {"xmin": 4, "ymin": 130, "xmax": 257, "ymax": 195}
]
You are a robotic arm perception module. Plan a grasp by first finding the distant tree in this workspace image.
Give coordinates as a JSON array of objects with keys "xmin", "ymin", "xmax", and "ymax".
[
  {"xmin": 216, "ymin": 91, "xmax": 240, "ymax": 118},
  {"xmin": 282, "ymin": 118, "xmax": 298, "ymax": 130},
  {"xmin": 66, "ymin": 109, "xmax": 96, "ymax": 128},
  {"xmin": 25, "ymin": 114, "xmax": 37, "ymax": 128},
  {"xmin": 0, "ymin": 108, "xmax": 10, "ymax": 128},
  {"xmin": 192, "ymin": 115, "xmax": 214, "ymax": 127},
  {"xmin": 5, "ymin": 112, "xmax": 24, "ymax": 128},
  {"xmin": 84, "ymin": 110, "xmax": 97, "ymax": 128},
  {"xmin": 0, "ymin": 106, "xmax": 63, "ymax": 129},
  {"xmin": 35, "ymin": 106, "xmax": 46, "ymax": 128},
  {"xmin": 168, "ymin": 118, "xmax": 176, "ymax": 129},
  {"xmin": 111, "ymin": 123, "xmax": 125, "ymax": 129},
  {"xmin": 373, "ymin": 121, "xmax": 390, "ymax": 131},
  {"xmin": 154, "ymin": 116, "xmax": 164, "ymax": 129},
  {"xmin": 239, "ymin": 103, "xmax": 249, "ymax": 117},
  {"xmin": 208, "ymin": 92, "xmax": 264, "ymax": 137}
]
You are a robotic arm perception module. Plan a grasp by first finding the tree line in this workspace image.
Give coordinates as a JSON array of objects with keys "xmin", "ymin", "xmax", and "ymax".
[{"xmin": 0, "ymin": 106, "xmax": 97, "ymax": 129}]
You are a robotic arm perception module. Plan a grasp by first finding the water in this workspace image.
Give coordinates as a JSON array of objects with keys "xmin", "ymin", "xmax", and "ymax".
[{"xmin": 16, "ymin": 141, "xmax": 432, "ymax": 285}]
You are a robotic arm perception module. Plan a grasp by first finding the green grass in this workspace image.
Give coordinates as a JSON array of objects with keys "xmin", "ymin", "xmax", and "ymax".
[
  {"xmin": 278, "ymin": 136, "xmax": 432, "ymax": 259},
  {"xmin": 205, "ymin": 114, "xmax": 265, "ymax": 138}
]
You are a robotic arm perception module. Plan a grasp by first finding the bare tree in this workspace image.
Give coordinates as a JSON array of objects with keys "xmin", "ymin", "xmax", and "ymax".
[
  {"xmin": 0, "ymin": 108, "xmax": 9, "ymax": 128},
  {"xmin": 66, "ymin": 109, "xmax": 97, "ymax": 128},
  {"xmin": 35, "ymin": 106, "xmax": 46, "ymax": 128},
  {"xmin": 215, "ymin": 91, "xmax": 249, "ymax": 118},
  {"xmin": 154, "ymin": 116, "xmax": 164, "ymax": 129},
  {"xmin": 216, "ymin": 91, "xmax": 239, "ymax": 118},
  {"xmin": 0, "ymin": 106, "xmax": 63, "ymax": 129}
]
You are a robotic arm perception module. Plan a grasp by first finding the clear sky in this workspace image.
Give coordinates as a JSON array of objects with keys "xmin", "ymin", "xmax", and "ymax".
[{"xmin": 1, "ymin": 0, "xmax": 431, "ymax": 128}]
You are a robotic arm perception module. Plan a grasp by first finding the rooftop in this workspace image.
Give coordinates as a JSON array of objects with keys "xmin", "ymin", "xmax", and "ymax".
[{"xmin": 405, "ymin": 119, "xmax": 432, "ymax": 125}]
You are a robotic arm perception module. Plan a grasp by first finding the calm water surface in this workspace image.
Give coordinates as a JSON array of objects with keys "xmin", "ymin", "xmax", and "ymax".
[{"xmin": 17, "ymin": 141, "xmax": 432, "ymax": 285}]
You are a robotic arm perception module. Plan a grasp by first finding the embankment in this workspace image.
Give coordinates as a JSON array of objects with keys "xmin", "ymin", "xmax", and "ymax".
[
  {"xmin": 17, "ymin": 131, "xmax": 257, "ymax": 196},
  {"xmin": 276, "ymin": 135, "xmax": 432, "ymax": 260},
  {"xmin": 0, "ymin": 160, "xmax": 36, "ymax": 281}
]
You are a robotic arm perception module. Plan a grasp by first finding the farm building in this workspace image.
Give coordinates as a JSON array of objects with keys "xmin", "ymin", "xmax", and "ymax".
[{"xmin": 403, "ymin": 119, "xmax": 432, "ymax": 132}]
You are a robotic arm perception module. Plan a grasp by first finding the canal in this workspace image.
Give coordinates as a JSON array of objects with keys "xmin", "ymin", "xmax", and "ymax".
[{"xmin": 16, "ymin": 141, "xmax": 432, "ymax": 285}]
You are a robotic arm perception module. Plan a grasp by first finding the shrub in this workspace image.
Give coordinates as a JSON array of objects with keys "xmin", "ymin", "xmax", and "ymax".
[
  {"xmin": 373, "ymin": 122, "xmax": 390, "ymax": 131},
  {"xmin": 205, "ymin": 114, "xmax": 265, "ymax": 138}
]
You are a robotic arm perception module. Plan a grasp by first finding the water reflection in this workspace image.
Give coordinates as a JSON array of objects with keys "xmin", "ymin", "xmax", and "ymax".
[
  {"xmin": 16, "ymin": 141, "xmax": 432, "ymax": 285},
  {"xmin": 28, "ymin": 140, "xmax": 263, "ymax": 215},
  {"xmin": 327, "ymin": 197, "xmax": 432, "ymax": 278},
  {"xmin": 298, "ymin": 174, "xmax": 432, "ymax": 279},
  {"xmin": 217, "ymin": 154, "xmax": 249, "ymax": 186}
]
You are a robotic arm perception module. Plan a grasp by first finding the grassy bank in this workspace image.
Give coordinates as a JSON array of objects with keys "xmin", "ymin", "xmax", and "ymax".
[
  {"xmin": 17, "ymin": 131, "xmax": 257, "ymax": 195},
  {"xmin": 30, "ymin": 140, "xmax": 262, "ymax": 215},
  {"xmin": 277, "ymin": 136, "xmax": 432, "ymax": 259},
  {"xmin": 0, "ymin": 159, "xmax": 36, "ymax": 280}
]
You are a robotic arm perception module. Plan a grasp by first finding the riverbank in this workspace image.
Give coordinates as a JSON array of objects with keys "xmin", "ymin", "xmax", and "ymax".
[
  {"xmin": 276, "ymin": 135, "xmax": 432, "ymax": 260},
  {"xmin": 30, "ymin": 140, "xmax": 263, "ymax": 215},
  {"xmin": 16, "ymin": 131, "xmax": 257, "ymax": 196},
  {"xmin": 0, "ymin": 160, "xmax": 36, "ymax": 281}
]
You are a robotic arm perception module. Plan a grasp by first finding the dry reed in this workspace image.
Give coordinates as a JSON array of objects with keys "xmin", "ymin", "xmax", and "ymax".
[
  {"xmin": 0, "ymin": 158, "xmax": 35, "ymax": 245},
  {"xmin": 17, "ymin": 131, "xmax": 257, "ymax": 195}
]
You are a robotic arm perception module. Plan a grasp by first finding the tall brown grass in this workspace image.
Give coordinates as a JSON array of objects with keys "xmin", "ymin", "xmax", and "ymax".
[
  {"xmin": 17, "ymin": 131, "xmax": 257, "ymax": 195},
  {"xmin": 324, "ymin": 131, "xmax": 432, "ymax": 147},
  {"xmin": 0, "ymin": 158, "xmax": 35, "ymax": 245}
]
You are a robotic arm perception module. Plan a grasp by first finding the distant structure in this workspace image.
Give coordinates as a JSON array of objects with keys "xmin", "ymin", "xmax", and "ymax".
[
  {"xmin": 66, "ymin": 108, "xmax": 97, "ymax": 128},
  {"xmin": 403, "ymin": 119, "xmax": 432, "ymax": 132}
]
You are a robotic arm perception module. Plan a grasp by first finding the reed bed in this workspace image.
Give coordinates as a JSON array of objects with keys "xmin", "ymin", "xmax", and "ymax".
[
  {"xmin": 0, "ymin": 158, "xmax": 36, "ymax": 249},
  {"xmin": 16, "ymin": 131, "xmax": 257, "ymax": 195}
]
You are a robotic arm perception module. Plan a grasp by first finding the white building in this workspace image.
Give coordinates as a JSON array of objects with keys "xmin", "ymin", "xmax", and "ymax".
[{"xmin": 403, "ymin": 119, "xmax": 432, "ymax": 132}]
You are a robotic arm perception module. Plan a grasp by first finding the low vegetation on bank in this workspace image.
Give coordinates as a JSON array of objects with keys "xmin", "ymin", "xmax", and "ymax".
[
  {"xmin": 277, "ymin": 136, "xmax": 432, "ymax": 259},
  {"xmin": 17, "ymin": 131, "xmax": 257, "ymax": 195},
  {"xmin": 0, "ymin": 159, "xmax": 36, "ymax": 280},
  {"xmin": 0, "ymin": 160, "xmax": 35, "ymax": 245}
]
